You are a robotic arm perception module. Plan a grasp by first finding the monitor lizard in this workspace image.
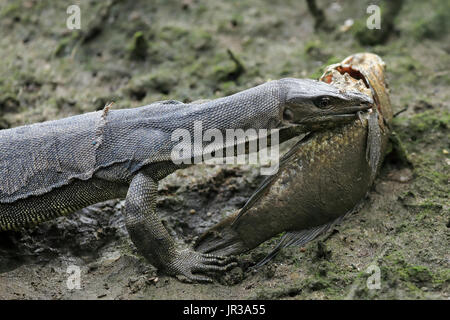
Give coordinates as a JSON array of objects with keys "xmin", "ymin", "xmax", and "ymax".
[{"xmin": 0, "ymin": 78, "xmax": 371, "ymax": 282}]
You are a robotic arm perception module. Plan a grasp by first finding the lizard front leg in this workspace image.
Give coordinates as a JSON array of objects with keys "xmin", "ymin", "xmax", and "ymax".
[{"xmin": 124, "ymin": 171, "xmax": 236, "ymax": 282}]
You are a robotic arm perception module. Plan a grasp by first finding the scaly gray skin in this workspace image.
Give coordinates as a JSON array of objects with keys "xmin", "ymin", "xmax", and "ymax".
[{"xmin": 0, "ymin": 78, "xmax": 371, "ymax": 282}]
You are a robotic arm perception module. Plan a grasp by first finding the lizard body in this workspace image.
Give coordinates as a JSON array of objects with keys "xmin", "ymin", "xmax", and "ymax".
[{"xmin": 0, "ymin": 78, "xmax": 371, "ymax": 281}]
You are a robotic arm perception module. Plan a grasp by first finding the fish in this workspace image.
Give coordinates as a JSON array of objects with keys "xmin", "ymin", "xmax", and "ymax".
[{"xmin": 194, "ymin": 53, "xmax": 393, "ymax": 265}]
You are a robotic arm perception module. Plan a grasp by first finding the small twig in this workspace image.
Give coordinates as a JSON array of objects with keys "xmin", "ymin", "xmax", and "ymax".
[{"xmin": 393, "ymin": 106, "xmax": 408, "ymax": 117}]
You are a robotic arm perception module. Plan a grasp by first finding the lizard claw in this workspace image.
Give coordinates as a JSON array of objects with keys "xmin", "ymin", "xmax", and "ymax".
[{"xmin": 166, "ymin": 250, "xmax": 237, "ymax": 283}]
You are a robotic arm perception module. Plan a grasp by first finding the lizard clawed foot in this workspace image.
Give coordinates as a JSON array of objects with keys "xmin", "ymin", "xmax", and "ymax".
[{"xmin": 166, "ymin": 249, "xmax": 237, "ymax": 283}]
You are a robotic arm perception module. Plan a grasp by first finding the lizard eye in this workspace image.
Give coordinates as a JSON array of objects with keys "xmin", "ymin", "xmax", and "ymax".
[{"xmin": 314, "ymin": 97, "xmax": 331, "ymax": 109}]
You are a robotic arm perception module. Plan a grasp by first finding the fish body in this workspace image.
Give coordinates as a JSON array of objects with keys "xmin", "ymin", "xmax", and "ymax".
[{"xmin": 195, "ymin": 53, "xmax": 392, "ymax": 259}]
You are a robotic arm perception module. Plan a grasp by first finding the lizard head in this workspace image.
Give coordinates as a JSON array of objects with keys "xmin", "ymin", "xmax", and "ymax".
[{"xmin": 279, "ymin": 78, "xmax": 373, "ymax": 129}]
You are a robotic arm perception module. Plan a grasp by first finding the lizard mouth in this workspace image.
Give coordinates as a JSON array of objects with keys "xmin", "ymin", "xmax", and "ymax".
[
  {"xmin": 282, "ymin": 103, "xmax": 372, "ymax": 127},
  {"xmin": 336, "ymin": 103, "xmax": 372, "ymax": 114},
  {"xmin": 279, "ymin": 110, "xmax": 371, "ymax": 135},
  {"xmin": 294, "ymin": 111, "xmax": 368, "ymax": 126}
]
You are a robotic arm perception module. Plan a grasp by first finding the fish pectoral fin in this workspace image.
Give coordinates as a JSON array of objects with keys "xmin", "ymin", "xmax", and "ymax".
[
  {"xmin": 230, "ymin": 173, "xmax": 279, "ymax": 228},
  {"xmin": 254, "ymin": 215, "xmax": 346, "ymax": 268},
  {"xmin": 231, "ymin": 133, "xmax": 315, "ymax": 228}
]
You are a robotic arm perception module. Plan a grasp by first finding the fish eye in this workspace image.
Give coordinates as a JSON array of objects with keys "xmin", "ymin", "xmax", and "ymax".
[{"xmin": 315, "ymin": 97, "xmax": 331, "ymax": 109}]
